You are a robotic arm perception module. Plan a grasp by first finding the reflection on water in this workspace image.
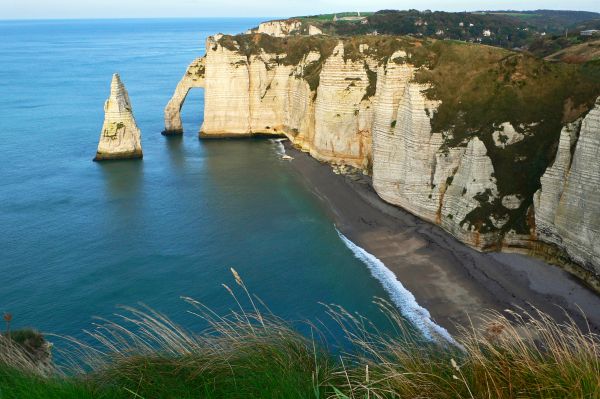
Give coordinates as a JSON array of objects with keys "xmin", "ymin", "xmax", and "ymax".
[
  {"xmin": 97, "ymin": 158, "xmax": 144, "ymax": 200},
  {"xmin": 164, "ymin": 135, "xmax": 185, "ymax": 170}
]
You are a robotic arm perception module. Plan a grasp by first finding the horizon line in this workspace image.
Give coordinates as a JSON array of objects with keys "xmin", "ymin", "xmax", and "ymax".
[
  {"xmin": 2, "ymin": 8, "xmax": 599, "ymax": 22},
  {"xmin": 0, "ymin": 16, "xmax": 280, "ymax": 22}
]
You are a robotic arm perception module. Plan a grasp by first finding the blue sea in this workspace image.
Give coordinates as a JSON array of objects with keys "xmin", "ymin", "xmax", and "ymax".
[{"xmin": 0, "ymin": 19, "xmax": 441, "ymax": 348}]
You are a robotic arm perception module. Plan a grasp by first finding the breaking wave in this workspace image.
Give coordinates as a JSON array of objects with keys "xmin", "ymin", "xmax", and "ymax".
[
  {"xmin": 270, "ymin": 138, "xmax": 286, "ymax": 156},
  {"xmin": 336, "ymin": 229, "xmax": 458, "ymax": 345}
]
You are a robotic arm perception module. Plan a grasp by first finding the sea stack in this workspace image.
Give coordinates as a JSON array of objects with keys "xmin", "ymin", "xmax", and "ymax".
[{"xmin": 94, "ymin": 74, "xmax": 143, "ymax": 161}]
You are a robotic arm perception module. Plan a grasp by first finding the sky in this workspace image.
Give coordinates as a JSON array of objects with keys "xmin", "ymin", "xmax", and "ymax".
[{"xmin": 2, "ymin": 0, "xmax": 600, "ymax": 19}]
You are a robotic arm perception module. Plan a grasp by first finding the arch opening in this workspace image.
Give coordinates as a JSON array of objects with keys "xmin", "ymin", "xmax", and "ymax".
[{"xmin": 162, "ymin": 57, "xmax": 206, "ymax": 136}]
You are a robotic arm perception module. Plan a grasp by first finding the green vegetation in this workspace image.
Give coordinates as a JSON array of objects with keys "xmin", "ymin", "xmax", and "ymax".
[
  {"xmin": 4, "ymin": 329, "xmax": 45, "ymax": 355},
  {"xmin": 297, "ymin": 12, "xmax": 375, "ymax": 23},
  {"xmin": 1, "ymin": 272, "xmax": 599, "ymax": 398},
  {"xmin": 276, "ymin": 9, "xmax": 600, "ymax": 58},
  {"xmin": 543, "ymin": 39, "xmax": 600, "ymax": 63},
  {"xmin": 0, "ymin": 368, "xmax": 113, "ymax": 399},
  {"xmin": 411, "ymin": 40, "xmax": 600, "ymax": 234}
]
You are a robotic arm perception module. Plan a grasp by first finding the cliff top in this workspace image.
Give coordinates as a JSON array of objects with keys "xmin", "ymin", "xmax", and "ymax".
[{"xmin": 258, "ymin": 9, "xmax": 600, "ymax": 61}]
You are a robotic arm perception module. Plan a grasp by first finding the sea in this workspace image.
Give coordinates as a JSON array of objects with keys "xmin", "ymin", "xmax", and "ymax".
[{"xmin": 0, "ymin": 18, "xmax": 448, "ymax": 350}]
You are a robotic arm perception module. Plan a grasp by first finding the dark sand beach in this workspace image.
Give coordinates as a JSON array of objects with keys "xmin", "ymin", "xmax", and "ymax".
[{"xmin": 284, "ymin": 141, "xmax": 600, "ymax": 334}]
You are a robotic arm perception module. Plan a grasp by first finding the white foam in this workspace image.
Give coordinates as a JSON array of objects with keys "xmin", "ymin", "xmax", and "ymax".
[
  {"xmin": 270, "ymin": 138, "xmax": 286, "ymax": 156},
  {"xmin": 336, "ymin": 229, "xmax": 458, "ymax": 345}
]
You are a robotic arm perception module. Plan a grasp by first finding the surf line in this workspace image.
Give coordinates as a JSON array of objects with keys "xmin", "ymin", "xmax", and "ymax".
[{"xmin": 336, "ymin": 228, "xmax": 459, "ymax": 346}]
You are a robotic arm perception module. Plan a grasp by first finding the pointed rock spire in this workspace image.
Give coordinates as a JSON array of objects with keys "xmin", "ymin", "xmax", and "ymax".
[{"xmin": 94, "ymin": 74, "xmax": 143, "ymax": 161}]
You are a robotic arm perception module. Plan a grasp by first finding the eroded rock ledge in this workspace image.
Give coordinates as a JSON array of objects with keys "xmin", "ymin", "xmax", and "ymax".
[{"xmin": 165, "ymin": 33, "xmax": 600, "ymax": 291}]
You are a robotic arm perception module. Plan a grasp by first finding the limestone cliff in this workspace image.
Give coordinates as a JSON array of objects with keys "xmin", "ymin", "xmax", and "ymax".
[
  {"xmin": 256, "ymin": 20, "xmax": 302, "ymax": 37},
  {"xmin": 95, "ymin": 74, "xmax": 142, "ymax": 161},
  {"xmin": 534, "ymin": 98, "xmax": 600, "ymax": 289},
  {"xmin": 165, "ymin": 33, "xmax": 600, "ymax": 288},
  {"xmin": 251, "ymin": 19, "xmax": 323, "ymax": 37}
]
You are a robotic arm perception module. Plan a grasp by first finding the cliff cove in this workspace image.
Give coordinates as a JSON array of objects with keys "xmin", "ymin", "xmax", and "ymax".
[{"xmin": 161, "ymin": 23, "xmax": 600, "ymax": 333}]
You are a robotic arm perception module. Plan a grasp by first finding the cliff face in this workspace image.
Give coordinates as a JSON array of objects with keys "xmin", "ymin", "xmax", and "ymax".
[
  {"xmin": 256, "ymin": 20, "xmax": 302, "ymax": 37},
  {"xmin": 252, "ymin": 19, "xmax": 323, "ymax": 38},
  {"xmin": 198, "ymin": 36, "xmax": 376, "ymax": 168},
  {"xmin": 95, "ymin": 74, "xmax": 142, "ymax": 161},
  {"xmin": 534, "ymin": 98, "xmax": 600, "ymax": 288},
  {"xmin": 165, "ymin": 33, "xmax": 600, "ymax": 288}
]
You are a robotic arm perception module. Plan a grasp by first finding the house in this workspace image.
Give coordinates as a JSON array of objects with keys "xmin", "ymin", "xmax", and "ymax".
[
  {"xmin": 483, "ymin": 29, "xmax": 491, "ymax": 37},
  {"xmin": 459, "ymin": 22, "xmax": 464, "ymax": 27},
  {"xmin": 581, "ymin": 30, "xmax": 600, "ymax": 36},
  {"xmin": 436, "ymin": 29, "xmax": 444, "ymax": 36}
]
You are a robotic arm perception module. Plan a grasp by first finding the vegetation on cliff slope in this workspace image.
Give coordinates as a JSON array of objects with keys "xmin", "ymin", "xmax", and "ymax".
[
  {"xmin": 412, "ymin": 40, "xmax": 600, "ymax": 235},
  {"xmin": 217, "ymin": 33, "xmax": 600, "ymax": 236},
  {"xmin": 1, "ymin": 273, "xmax": 599, "ymax": 398},
  {"xmin": 294, "ymin": 9, "xmax": 600, "ymax": 57}
]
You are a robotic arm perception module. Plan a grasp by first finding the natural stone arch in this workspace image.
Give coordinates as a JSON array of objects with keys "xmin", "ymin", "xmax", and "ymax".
[{"xmin": 162, "ymin": 57, "xmax": 206, "ymax": 135}]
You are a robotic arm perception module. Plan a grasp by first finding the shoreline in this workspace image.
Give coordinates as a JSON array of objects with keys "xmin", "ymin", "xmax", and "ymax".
[{"xmin": 282, "ymin": 141, "xmax": 600, "ymax": 335}]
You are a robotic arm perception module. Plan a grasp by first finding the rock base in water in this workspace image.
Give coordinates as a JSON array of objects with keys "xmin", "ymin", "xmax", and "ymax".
[
  {"xmin": 93, "ymin": 150, "xmax": 143, "ymax": 161},
  {"xmin": 161, "ymin": 129, "xmax": 184, "ymax": 136}
]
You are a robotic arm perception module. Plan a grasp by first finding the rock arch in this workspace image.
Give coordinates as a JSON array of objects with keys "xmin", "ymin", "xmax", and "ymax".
[{"xmin": 162, "ymin": 57, "xmax": 206, "ymax": 135}]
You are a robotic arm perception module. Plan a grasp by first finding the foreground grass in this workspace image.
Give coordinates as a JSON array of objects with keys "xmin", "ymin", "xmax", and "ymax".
[{"xmin": 1, "ymin": 272, "xmax": 599, "ymax": 398}]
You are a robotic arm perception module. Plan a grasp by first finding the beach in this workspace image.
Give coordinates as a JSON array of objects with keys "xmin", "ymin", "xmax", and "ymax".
[{"xmin": 284, "ymin": 141, "xmax": 600, "ymax": 334}]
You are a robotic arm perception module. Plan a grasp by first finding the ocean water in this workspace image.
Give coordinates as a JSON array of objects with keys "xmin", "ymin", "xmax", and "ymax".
[{"xmin": 0, "ymin": 19, "xmax": 442, "ymax": 347}]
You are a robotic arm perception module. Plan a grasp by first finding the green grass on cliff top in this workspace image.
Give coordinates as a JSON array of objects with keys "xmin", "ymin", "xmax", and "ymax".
[{"xmin": 1, "ymin": 275, "xmax": 600, "ymax": 399}]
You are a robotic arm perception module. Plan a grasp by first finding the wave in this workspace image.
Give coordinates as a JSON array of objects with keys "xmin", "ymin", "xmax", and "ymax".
[
  {"xmin": 269, "ymin": 138, "xmax": 286, "ymax": 156},
  {"xmin": 336, "ymin": 229, "xmax": 458, "ymax": 346}
]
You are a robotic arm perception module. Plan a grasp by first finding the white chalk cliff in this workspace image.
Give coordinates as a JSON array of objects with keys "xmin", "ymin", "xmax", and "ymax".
[
  {"xmin": 534, "ymin": 98, "xmax": 600, "ymax": 289},
  {"xmin": 95, "ymin": 74, "xmax": 142, "ymax": 161},
  {"xmin": 251, "ymin": 19, "xmax": 323, "ymax": 37},
  {"xmin": 165, "ymin": 34, "xmax": 600, "ymax": 289},
  {"xmin": 256, "ymin": 20, "xmax": 302, "ymax": 37}
]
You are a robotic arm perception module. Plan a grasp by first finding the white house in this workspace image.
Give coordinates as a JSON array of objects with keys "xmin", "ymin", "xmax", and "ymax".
[
  {"xmin": 483, "ymin": 29, "xmax": 491, "ymax": 37},
  {"xmin": 581, "ymin": 30, "xmax": 600, "ymax": 36}
]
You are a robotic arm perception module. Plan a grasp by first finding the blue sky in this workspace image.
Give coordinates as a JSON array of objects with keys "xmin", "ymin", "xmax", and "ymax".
[{"xmin": 3, "ymin": 0, "xmax": 600, "ymax": 19}]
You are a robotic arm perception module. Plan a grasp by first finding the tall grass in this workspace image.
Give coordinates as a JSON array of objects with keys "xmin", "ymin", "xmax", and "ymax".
[{"xmin": 1, "ymin": 269, "xmax": 599, "ymax": 398}]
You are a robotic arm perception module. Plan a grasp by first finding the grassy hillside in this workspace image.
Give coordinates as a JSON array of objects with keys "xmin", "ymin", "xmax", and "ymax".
[
  {"xmin": 544, "ymin": 39, "xmax": 600, "ymax": 63},
  {"xmin": 286, "ymin": 9, "xmax": 600, "ymax": 56},
  {"xmin": 1, "ymin": 276, "xmax": 599, "ymax": 399}
]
